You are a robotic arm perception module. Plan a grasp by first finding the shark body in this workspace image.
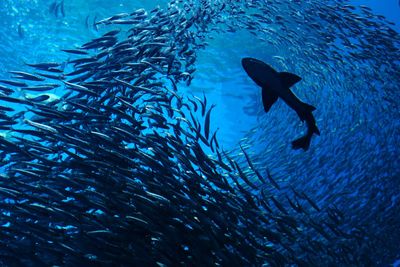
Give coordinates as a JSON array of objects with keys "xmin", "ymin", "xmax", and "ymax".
[{"xmin": 241, "ymin": 57, "xmax": 320, "ymax": 150}]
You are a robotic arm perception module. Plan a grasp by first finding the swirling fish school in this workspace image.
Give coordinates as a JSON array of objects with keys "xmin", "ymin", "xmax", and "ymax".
[{"xmin": 0, "ymin": 0, "xmax": 399, "ymax": 266}]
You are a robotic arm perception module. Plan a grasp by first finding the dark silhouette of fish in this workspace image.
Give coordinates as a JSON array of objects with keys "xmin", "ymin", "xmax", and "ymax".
[
  {"xmin": 17, "ymin": 24, "xmax": 24, "ymax": 38},
  {"xmin": 49, "ymin": 0, "xmax": 65, "ymax": 17},
  {"xmin": 241, "ymin": 57, "xmax": 320, "ymax": 150}
]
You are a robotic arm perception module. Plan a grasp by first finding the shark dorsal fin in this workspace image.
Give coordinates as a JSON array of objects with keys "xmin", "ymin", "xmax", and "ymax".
[{"xmin": 279, "ymin": 72, "xmax": 302, "ymax": 88}]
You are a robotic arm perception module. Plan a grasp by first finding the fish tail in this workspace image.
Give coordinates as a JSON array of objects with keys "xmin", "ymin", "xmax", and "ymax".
[{"xmin": 291, "ymin": 135, "xmax": 312, "ymax": 151}]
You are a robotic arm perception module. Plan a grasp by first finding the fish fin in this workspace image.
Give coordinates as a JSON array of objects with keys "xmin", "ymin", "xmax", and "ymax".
[
  {"xmin": 279, "ymin": 72, "xmax": 302, "ymax": 88},
  {"xmin": 303, "ymin": 102, "xmax": 316, "ymax": 112},
  {"xmin": 314, "ymin": 126, "xmax": 320, "ymax": 135},
  {"xmin": 262, "ymin": 87, "xmax": 278, "ymax": 112},
  {"xmin": 291, "ymin": 135, "xmax": 311, "ymax": 150}
]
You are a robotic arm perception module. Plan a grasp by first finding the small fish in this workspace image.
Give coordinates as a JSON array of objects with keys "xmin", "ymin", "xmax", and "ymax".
[
  {"xmin": 266, "ymin": 169, "xmax": 280, "ymax": 190},
  {"xmin": 0, "ymin": 85, "xmax": 14, "ymax": 95},
  {"xmin": 49, "ymin": 1, "xmax": 57, "ymax": 14},
  {"xmin": 63, "ymin": 80, "xmax": 98, "ymax": 96},
  {"xmin": 204, "ymin": 104, "xmax": 215, "ymax": 140},
  {"xmin": 17, "ymin": 24, "xmax": 24, "ymax": 38},
  {"xmin": 0, "ymin": 79, "xmax": 27, "ymax": 87},
  {"xmin": 302, "ymin": 191, "xmax": 321, "ymax": 212},
  {"xmin": 0, "ymin": 106, "xmax": 14, "ymax": 112},
  {"xmin": 85, "ymin": 15, "xmax": 90, "ymax": 29},
  {"xmin": 24, "ymin": 119, "xmax": 58, "ymax": 134},
  {"xmin": 25, "ymin": 62, "xmax": 60, "ymax": 70},
  {"xmin": 59, "ymin": 0, "xmax": 65, "ymax": 17},
  {"xmin": 269, "ymin": 196, "xmax": 288, "ymax": 214},
  {"xmin": 21, "ymin": 84, "xmax": 59, "ymax": 92},
  {"xmin": 103, "ymin": 29, "xmax": 121, "ymax": 36},
  {"xmin": 0, "ymin": 95, "xmax": 30, "ymax": 104},
  {"xmin": 24, "ymin": 94, "xmax": 51, "ymax": 102},
  {"xmin": 209, "ymin": 128, "xmax": 220, "ymax": 150},
  {"xmin": 93, "ymin": 15, "xmax": 98, "ymax": 31},
  {"xmin": 240, "ymin": 145, "xmax": 267, "ymax": 185},
  {"xmin": 234, "ymin": 161, "xmax": 258, "ymax": 189},
  {"xmin": 61, "ymin": 49, "xmax": 88, "ymax": 55},
  {"xmin": 9, "ymin": 71, "xmax": 45, "ymax": 82}
]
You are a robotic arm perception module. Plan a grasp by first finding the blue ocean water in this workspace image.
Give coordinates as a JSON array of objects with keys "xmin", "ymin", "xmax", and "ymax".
[{"xmin": 0, "ymin": 0, "xmax": 399, "ymax": 266}]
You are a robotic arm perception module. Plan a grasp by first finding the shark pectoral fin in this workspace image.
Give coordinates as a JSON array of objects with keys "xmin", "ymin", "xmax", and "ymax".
[
  {"xmin": 262, "ymin": 87, "xmax": 278, "ymax": 112},
  {"xmin": 279, "ymin": 72, "xmax": 302, "ymax": 88}
]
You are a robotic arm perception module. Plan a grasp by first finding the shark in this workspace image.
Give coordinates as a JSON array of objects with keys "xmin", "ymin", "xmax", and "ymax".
[{"xmin": 241, "ymin": 57, "xmax": 320, "ymax": 150}]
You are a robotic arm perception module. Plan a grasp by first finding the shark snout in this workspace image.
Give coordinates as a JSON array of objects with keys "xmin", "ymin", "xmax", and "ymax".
[
  {"xmin": 241, "ymin": 57, "xmax": 253, "ymax": 69},
  {"xmin": 241, "ymin": 57, "xmax": 265, "ymax": 73},
  {"xmin": 241, "ymin": 57, "xmax": 266, "ymax": 87}
]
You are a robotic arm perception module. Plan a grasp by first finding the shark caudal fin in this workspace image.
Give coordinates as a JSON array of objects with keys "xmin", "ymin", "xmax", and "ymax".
[{"xmin": 291, "ymin": 135, "xmax": 312, "ymax": 150}]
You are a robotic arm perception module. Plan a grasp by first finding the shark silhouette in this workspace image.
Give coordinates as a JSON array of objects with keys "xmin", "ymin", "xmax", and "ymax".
[{"xmin": 241, "ymin": 57, "xmax": 320, "ymax": 150}]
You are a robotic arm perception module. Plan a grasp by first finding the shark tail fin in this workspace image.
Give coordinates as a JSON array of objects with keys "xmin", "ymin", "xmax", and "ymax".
[{"xmin": 291, "ymin": 135, "xmax": 312, "ymax": 151}]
